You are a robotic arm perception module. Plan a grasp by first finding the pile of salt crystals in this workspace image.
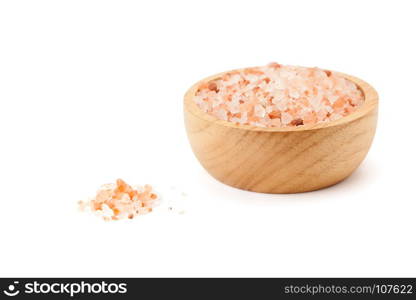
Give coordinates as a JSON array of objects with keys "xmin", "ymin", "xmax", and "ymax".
[
  {"xmin": 78, "ymin": 179, "xmax": 160, "ymax": 221},
  {"xmin": 194, "ymin": 63, "xmax": 364, "ymax": 128}
]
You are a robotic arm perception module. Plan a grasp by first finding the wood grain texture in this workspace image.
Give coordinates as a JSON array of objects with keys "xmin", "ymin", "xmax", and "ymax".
[{"xmin": 184, "ymin": 70, "xmax": 378, "ymax": 193}]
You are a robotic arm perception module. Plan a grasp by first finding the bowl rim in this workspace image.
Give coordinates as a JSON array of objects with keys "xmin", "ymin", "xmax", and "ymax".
[{"xmin": 184, "ymin": 67, "xmax": 378, "ymax": 132}]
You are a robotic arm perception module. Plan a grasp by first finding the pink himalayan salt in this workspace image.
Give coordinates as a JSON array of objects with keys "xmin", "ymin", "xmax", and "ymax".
[
  {"xmin": 193, "ymin": 63, "xmax": 364, "ymax": 128},
  {"xmin": 78, "ymin": 179, "xmax": 160, "ymax": 221}
]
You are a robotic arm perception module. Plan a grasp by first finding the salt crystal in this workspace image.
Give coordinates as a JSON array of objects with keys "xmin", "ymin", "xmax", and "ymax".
[
  {"xmin": 254, "ymin": 105, "xmax": 266, "ymax": 118},
  {"xmin": 281, "ymin": 112, "xmax": 292, "ymax": 125}
]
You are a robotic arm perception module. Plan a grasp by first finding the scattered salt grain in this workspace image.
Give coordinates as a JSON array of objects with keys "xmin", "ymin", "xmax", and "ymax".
[
  {"xmin": 79, "ymin": 179, "xmax": 160, "ymax": 221},
  {"xmin": 166, "ymin": 190, "xmax": 187, "ymax": 215},
  {"xmin": 194, "ymin": 63, "xmax": 364, "ymax": 128}
]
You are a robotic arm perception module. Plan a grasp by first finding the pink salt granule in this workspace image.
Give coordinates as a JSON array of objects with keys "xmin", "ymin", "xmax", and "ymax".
[
  {"xmin": 193, "ymin": 63, "xmax": 364, "ymax": 128},
  {"xmin": 79, "ymin": 179, "xmax": 160, "ymax": 221}
]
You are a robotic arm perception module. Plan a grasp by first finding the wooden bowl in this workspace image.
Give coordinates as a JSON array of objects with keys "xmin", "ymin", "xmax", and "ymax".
[{"xmin": 184, "ymin": 69, "xmax": 378, "ymax": 193}]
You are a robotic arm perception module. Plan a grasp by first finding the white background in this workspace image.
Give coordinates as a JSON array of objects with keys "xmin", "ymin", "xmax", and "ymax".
[{"xmin": 0, "ymin": 0, "xmax": 415, "ymax": 277}]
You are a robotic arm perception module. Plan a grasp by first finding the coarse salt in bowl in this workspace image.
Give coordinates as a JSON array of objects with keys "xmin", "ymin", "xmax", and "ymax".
[
  {"xmin": 193, "ymin": 63, "xmax": 365, "ymax": 128},
  {"xmin": 184, "ymin": 63, "xmax": 378, "ymax": 193}
]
